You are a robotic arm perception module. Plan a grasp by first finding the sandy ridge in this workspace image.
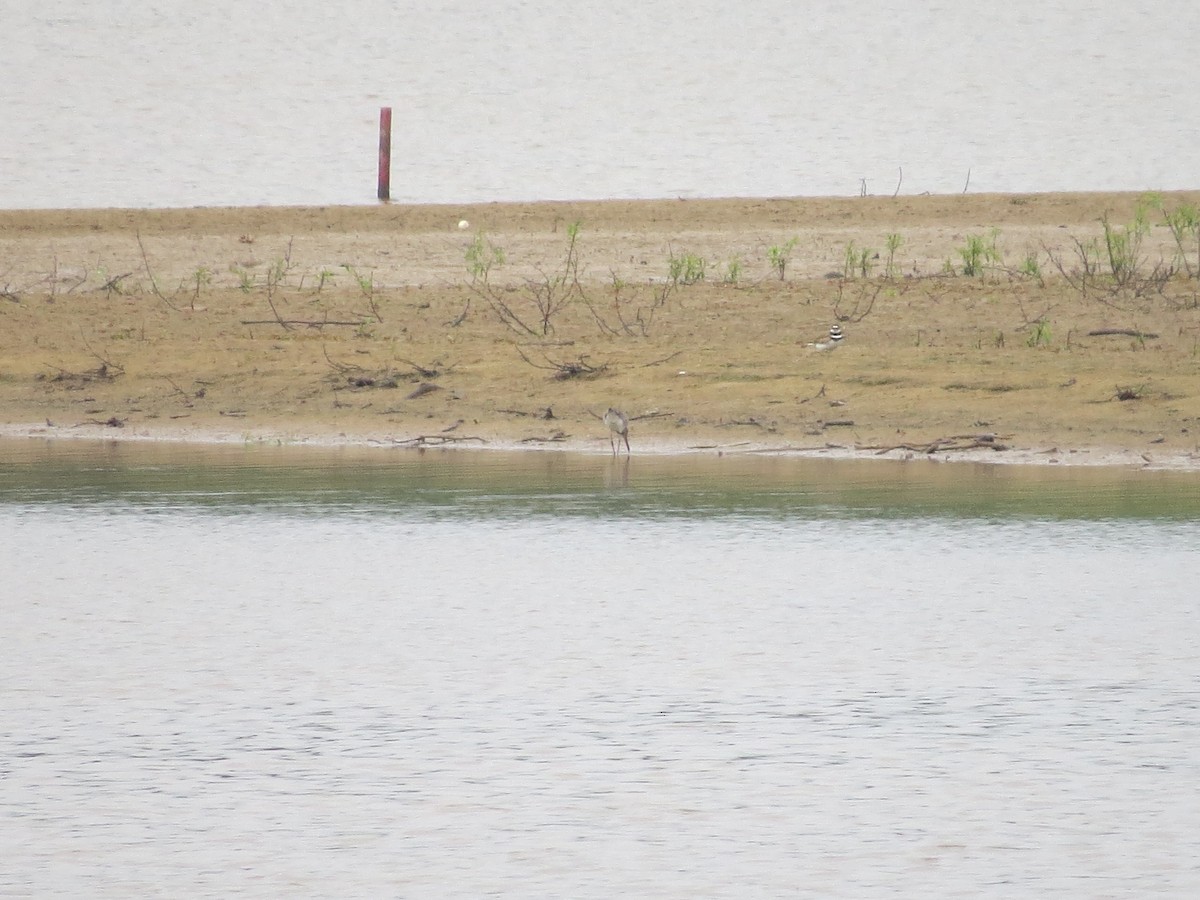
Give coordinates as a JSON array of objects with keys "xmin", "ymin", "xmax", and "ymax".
[{"xmin": 2, "ymin": 192, "xmax": 1199, "ymax": 469}]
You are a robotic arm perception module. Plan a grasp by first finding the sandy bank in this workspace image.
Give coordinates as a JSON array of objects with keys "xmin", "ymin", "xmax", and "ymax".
[{"xmin": 2, "ymin": 192, "xmax": 1199, "ymax": 470}]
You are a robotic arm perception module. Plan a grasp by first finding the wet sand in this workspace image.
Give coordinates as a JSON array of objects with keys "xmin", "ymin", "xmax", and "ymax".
[{"xmin": 2, "ymin": 192, "xmax": 1198, "ymax": 467}]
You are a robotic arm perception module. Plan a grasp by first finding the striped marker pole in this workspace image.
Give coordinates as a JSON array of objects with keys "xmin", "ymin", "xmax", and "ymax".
[{"xmin": 377, "ymin": 107, "xmax": 392, "ymax": 201}]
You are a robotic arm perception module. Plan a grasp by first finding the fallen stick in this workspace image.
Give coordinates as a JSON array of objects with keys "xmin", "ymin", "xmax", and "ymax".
[
  {"xmin": 241, "ymin": 319, "xmax": 365, "ymax": 326},
  {"xmin": 639, "ymin": 350, "xmax": 684, "ymax": 368},
  {"xmin": 1087, "ymin": 328, "xmax": 1158, "ymax": 339},
  {"xmin": 390, "ymin": 434, "xmax": 486, "ymax": 447},
  {"xmin": 863, "ymin": 433, "xmax": 1011, "ymax": 455}
]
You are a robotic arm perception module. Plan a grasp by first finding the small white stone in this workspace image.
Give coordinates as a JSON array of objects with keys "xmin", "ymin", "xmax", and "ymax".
[{"xmin": 457, "ymin": 219, "xmax": 470, "ymax": 230}]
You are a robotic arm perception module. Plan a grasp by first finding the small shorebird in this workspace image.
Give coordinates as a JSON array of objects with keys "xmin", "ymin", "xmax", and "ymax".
[
  {"xmin": 603, "ymin": 407, "xmax": 631, "ymax": 456},
  {"xmin": 807, "ymin": 324, "xmax": 844, "ymax": 351}
]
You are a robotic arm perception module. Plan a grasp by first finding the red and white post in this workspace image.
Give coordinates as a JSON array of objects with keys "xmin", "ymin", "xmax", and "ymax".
[{"xmin": 377, "ymin": 106, "xmax": 392, "ymax": 201}]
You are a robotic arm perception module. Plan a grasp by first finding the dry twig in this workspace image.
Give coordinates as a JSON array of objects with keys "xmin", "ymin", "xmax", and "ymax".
[{"xmin": 862, "ymin": 433, "xmax": 1011, "ymax": 454}]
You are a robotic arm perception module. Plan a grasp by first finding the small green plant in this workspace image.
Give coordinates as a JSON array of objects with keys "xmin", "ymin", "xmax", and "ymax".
[
  {"xmin": 843, "ymin": 242, "xmax": 858, "ymax": 279},
  {"xmin": 1099, "ymin": 208, "xmax": 1149, "ymax": 287},
  {"xmin": 884, "ymin": 233, "xmax": 902, "ymax": 278},
  {"xmin": 342, "ymin": 265, "xmax": 383, "ymax": 322},
  {"xmin": 231, "ymin": 265, "xmax": 255, "ymax": 293},
  {"xmin": 465, "ymin": 231, "xmax": 505, "ymax": 282},
  {"xmin": 1019, "ymin": 251, "xmax": 1042, "ymax": 280},
  {"xmin": 188, "ymin": 266, "xmax": 211, "ymax": 310},
  {"xmin": 843, "ymin": 241, "xmax": 874, "ymax": 278},
  {"xmin": 668, "ymin": 249, "xmax": 707, "ymax": 285},
  {"xmin": 315, "ymin": 268, "xmax": 337, "ymax": 292},
  {"xmin": 342, "ymin": 265, "xmax": 372, "ymax": 295},
  {"xmin": 258, "ymin": 239, "xmax": 297, "ymax": 329},
  {"xmin": 1150, "ymin": 196, "xmax": 1200, "ymax": 279},
  {"xmin": 723, "ymin": 255, "xmax": 743, "ymax": 284},
  {"xmin": 859, "ymin": 246, "xmax": 875, "ymax": 277},
  {"xmin": 958, "ymin": 229, "xmax": 1002, "ymax": 277},
  {"xmin": 1027, "ymin": 318, "xmax": 1051, "ymax": 347},
  {"xmin": 767, "ymin": 237, "xmax": 798, "ymax": 281},
  {"xmin": 266, "ymin": 256, "xmax": 290, "ymax": 289}
]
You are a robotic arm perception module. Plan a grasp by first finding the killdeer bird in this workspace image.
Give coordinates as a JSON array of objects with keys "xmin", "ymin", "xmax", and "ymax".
[
  {"xmin": 807, "ymin": 324, "xmax": 844, "ymax": 351},
  {"xmin": 603, "ymin": 407, "xmax": 631, "ymax": 456}
]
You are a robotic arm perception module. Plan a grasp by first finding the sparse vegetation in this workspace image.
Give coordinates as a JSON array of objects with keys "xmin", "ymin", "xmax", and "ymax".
[
  {"xmin": 957, "ymin": 229, "xmax": 1001, "ymax": 277},
  {"xmin": 188, "ymin": 267, "xmax": 211, "ymax": 309},
  {"xmin": 1099, "ymin": 209, "xmax": 1148, "ymax": 288},
  {"xmin": 315, "ymin": 268, "xmax": 337, "ymax": 292},
  {"xmin": 1027, "ymin": 318, "xmax": 1052, "ymax": 347},
  {"xmin": 767, "ymin": 238, "xmax": 798, "ymax": 281},
  {"xmin": 581, "ymin": 269, "xmax": 674, "ymax": 338},
  {"xmin": 1154, "ymin": 197, "xmax": 1200, "ymax": 278},
  {"xmin": 843, "ymin": 241, "xmax": 874, "ymax": 279},
  {"xmin": 464, "ymin": 222, "xmax": 586, "ymax": 336},
  {"xmin": 4, "ymin": 194, "xmax": 1197, "ymax": 458},
  {"xmin": 667, "ymin": 248, "xmax": 707, "ymax": 285},
  {"xmin": 1019, "ymin": 251, "xmax": 1043, "ymax": 283},
  {"xmin": 465, "ymin": 230, "xmax": 505, "ymax": 283},
  {"xmin": 342, "ymin": 265, "xmax": 383, "ymax": 323},
  {"xmin": 884, "ymin": 233, "xmax": 902, "ymax": 278},
  {"xmin": 1046, "ymin": 196, "xmax": 1181, "ymax": 302}
]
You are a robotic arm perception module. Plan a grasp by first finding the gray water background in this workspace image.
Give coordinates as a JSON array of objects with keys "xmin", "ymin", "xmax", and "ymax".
[
  {"xmin": 2, "ymin": 440, "xmax": 1199, "ymax": 896},
  {"xmin": 4, "ymin": 0, "xmax": 1199, "ymax": 209}
]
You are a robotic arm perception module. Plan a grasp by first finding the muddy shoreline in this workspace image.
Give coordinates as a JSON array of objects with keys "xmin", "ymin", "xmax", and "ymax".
[{"xmin": 2, "ymin": 192, "xmax": 1198, "ymax": 469}]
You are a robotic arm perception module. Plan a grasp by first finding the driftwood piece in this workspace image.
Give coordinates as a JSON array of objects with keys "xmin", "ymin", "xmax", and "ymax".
[
  {"xmin": 43, "ymin": 363, "xmax": 118, "ymax": 384},
  {"xmin": 519, "ymin": 431, "xmax": 568, "ymax": 443},
  {"xmin": 80, "ymin": 416, "xmax": 126, "ymax": 428},
  {"xmin": 742, "ymin": 443, "xmax": 849, "ymax": 454},
  {"xmin": 406, "ymin": 382, "xmax": 440, "ymax": 400},
  {"xmin": 638, "ymin": 350, "xmax": 684, "ymax": 368},
  {"xmin": 396, "ymin": 358, "xmax": 440, "ymax": 378},
  {"xmin": 390, "ymin": 434, "xmax": 486, "ymax": 447},
  {"xmin": 515, "ymin": 345, "xmax": 607, "ymax": 380},
  {"xmin": 241, "ymin": 318, "xmax": 365, "ymax": 327},
  {"xmin": 863, "ymin": 433, "xmax": 1012, "ymax": 455},
  {"xmin": 499, "ymin": 407, "xmax": 556, "ymax": 420},
  {"xmin": 97, "ymin": 271, "xmax": 133, "ymax": 295},
  {"xmin": 799, "ymin": 383, "xmax": 827, "ymax": 404},
  {"xmin": 687, "ymin": 441, "xmax": 752, "ymax": 450},
  {"xmin": 1087, "ymin": 328, "xmax": 1158, "ymax": 339}
]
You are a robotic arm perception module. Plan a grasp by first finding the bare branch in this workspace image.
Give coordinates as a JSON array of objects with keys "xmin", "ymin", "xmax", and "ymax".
[{"xmin": 136, "ymin": 232, "xmax": 180, "ymax": 311}]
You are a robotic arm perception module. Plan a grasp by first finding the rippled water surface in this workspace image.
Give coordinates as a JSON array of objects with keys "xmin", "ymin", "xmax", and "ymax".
[
  {"xmin": 4, "ymin": 0, "xmax": 1199, "ymax": 208},
  {"xmin": 2, "ymin": 441, "xmax": 1199, "ymax": 897}
]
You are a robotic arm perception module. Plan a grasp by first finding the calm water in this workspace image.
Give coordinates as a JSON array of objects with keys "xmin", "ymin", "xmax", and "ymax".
[
  {"xmin": 4, "ymin": 0, "xmax": 1199, "ymax": 209},
  {"xmin": 2, "ymin": 440, "xmax": 1199, "ymax": 897}
]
